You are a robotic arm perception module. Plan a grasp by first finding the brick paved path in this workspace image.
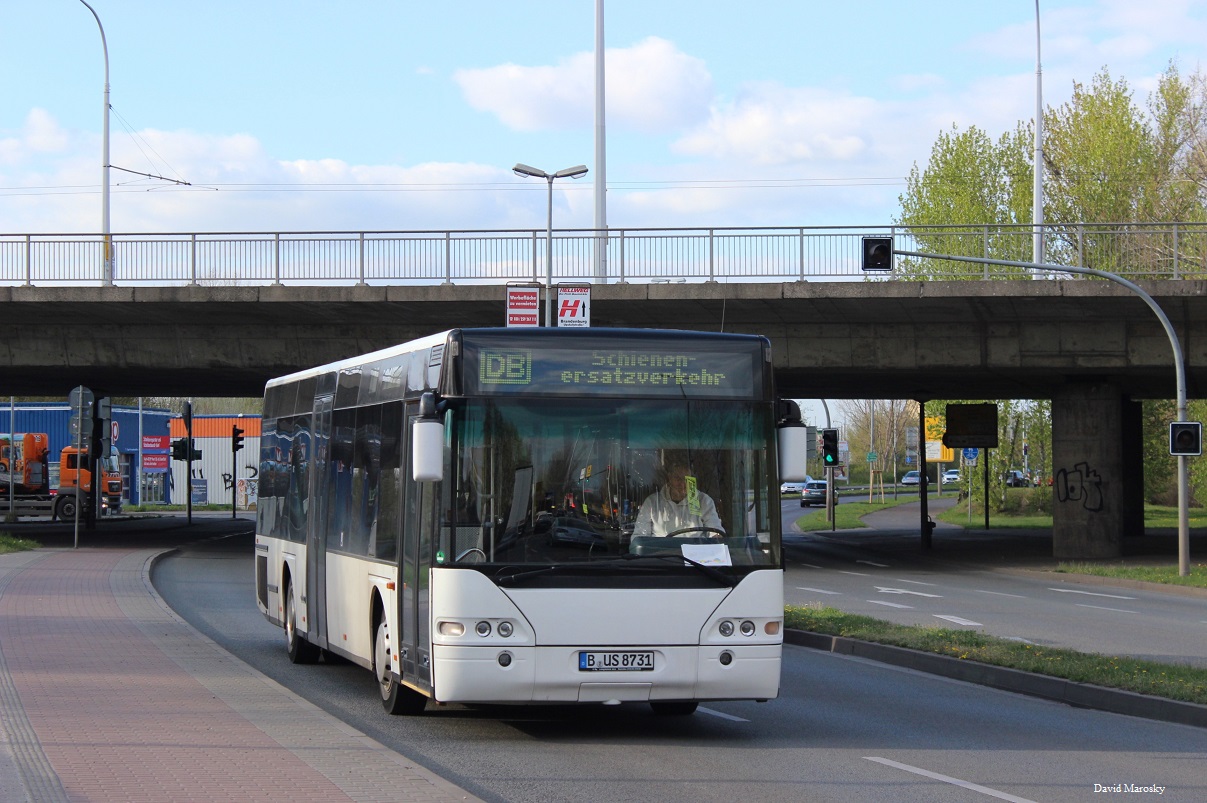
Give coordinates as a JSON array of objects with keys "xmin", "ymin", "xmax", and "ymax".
[{"xmin": 0, "ymin": 548, "xmax": 478, "ymax": 803}]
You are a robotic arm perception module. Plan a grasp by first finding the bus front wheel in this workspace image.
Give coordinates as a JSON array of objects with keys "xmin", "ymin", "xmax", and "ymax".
[
  {"xmin": 284, "ymin": 578, "xmax": 320, "ymax": 664},
  {"xmin": 374, "ymin": 618, "xmax": 426, "ymax": 715}
]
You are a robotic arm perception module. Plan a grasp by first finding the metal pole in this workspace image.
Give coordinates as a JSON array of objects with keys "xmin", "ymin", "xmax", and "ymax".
[
  {"xmin": 79, "ymin": 0, "xmax": 112, "ymax": 286},
  {"xmin": 919, "ymin": 401, "xmax": 931, "ymax": 549},
  {"xmin": 8, "ymin": 398, "xmax": 13, "ymax": 514},
  {"xmin": 545, "ymin": 176, "xmax": 554, "ymax": 327},
  {"xmin": 1032, "ymin": 0, "xmax": 1045, "ymax": 272},
  {"xmin": 74, "ymin": 393, "xmax": 82, "ymax": 549},
  {"xmin": 593, "ymin": 0, "xmax": 607, "ymax": 281},
  {"xmin": 898, "ymin": 248, "xmax": 1191, "ymax": 574}
]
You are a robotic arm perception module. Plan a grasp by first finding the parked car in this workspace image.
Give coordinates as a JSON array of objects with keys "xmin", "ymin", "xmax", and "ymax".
[
  {"xmin": 780, "ymin": 478, "xmax": 812, "ymax": 494},
  {"xmin": 1004, "ymin": 469, "xmax": 1030, "ymax": 488},
  {"xmin": 941, "ymin": 469, "xmax": 961, "ymax": 485},
  {"xmin": 800, "ymin": 480, "xmax": 828, "ymax": 507},
  {"xmin": 901, "ymin": 470, "xmax": 926, "ymax": 486}
]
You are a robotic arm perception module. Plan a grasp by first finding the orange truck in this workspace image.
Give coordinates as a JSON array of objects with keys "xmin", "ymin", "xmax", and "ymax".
[{"xmin": 0, "ymin": 433, "xmax": 123, "ymax": 519}]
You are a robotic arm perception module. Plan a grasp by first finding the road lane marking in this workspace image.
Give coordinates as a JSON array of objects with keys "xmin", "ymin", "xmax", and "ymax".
[
  {"xmin": 876, "ymin": 587, "xmax": 942, "ymax": 598},
  {"xmin": 977, "ymin": 589, "xmax": 1027, "ymax": 599},
  {"xmin": 1075, "ymin": 603, "xmax": 1139, "ymax": 614},
  {"xmin": 894, "ymin": 578, "xmax": 938, "ymax": 586},
  {"xmin": 839, "ymin": 570, "xmax": 872, "ymax": 576},
  {"xmin": 857, "ymin": 560, "xmax": 890, "ymax": 567},
  {"xmin": 933, "ymin": 615, "xmax": 983, "ymax": 626},
  {"xmin": 868, "ymin": 600, "xmax": 913, "ymax": 609},
  {"xmin": 699, "ymin": 707, "xmax": 748, "ymax": 722},
  {"xmin": 864, "ymin": 757, "xmax": 1038, "ymax": 803},
  {"xmin": 795, "ymin": 586, "xmax": 842, "ymax": 595},
  {"xmin": 798, "ymin": 563, "xmax": 825, "ymax": 569},
  {"xmin": 1048, "ymin": 588, "xmax": 1136, "ymax": 600}
]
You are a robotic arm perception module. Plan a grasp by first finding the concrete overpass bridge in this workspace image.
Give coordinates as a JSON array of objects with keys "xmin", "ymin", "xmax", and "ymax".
[{"xmin": 2, "ymin": 223, "xmax": 1205, "ymax": 563}]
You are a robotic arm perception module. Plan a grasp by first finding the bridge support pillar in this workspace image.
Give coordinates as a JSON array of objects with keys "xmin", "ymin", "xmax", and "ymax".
[{"xmin": 1051, "ymin": 383, "xmax": 1140, "ymax": 559}]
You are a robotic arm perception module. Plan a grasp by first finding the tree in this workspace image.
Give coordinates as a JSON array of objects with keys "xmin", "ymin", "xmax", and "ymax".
[
  {"xmin": 895, "ymin": 124, "xmax": 1033, "ymax": 279},
  {"xmin": 898, "ymin": 64, "xmax": 1207, "ymax": 279},
  {"xmin": 837, "ymin": 399, "xmax": 917, "ymax": 483}
]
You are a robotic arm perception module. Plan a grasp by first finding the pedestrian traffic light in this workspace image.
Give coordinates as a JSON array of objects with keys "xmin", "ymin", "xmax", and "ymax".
[
  {"xmin": 861, "ymin": 236, "xmax": 893, "ymax": 272},
  {"xmin": 171, "ymin": 438, "xmax": 188, "ymax": 461},
  {"xmin": 1169, "ymin": 422, "xmax": 1202, "ymax": 456},
  {"xmin": 821, "ymin": 428, "xmax": 839, "ymax": 466},
  {"xmin": 232, "ymin": 425, "xmax": 245, "ymax": 453}
]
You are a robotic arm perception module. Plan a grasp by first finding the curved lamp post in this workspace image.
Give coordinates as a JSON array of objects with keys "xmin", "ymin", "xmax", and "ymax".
[
  {"xmin": 513, "ymin": 163, "xmax": 589, "ymax": 326},
  {"xmin": 79, "ymin": 0, "xmax": 113, "ymax": 286}
]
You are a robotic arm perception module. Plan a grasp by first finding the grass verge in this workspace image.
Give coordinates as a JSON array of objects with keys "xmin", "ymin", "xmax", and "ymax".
[
  {"xmin": 1054, "ymin": 562, "xmax": 1207, "ymax": 589},
  {"xmin": 0, "ymin": 532, "xmax": 40, "ymax": 554},
  {"xmin": 784, "ymin": 604, "xmax": 1207, "ymax": 706},
  {"xmin": 795, "ymin": 495, "xmax": 920, "ymax": 530}
]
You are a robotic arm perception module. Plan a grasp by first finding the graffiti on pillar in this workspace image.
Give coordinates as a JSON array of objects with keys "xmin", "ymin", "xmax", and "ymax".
[{"xmin": 1054, "ymin": 461, "xmax": 1103, "ymax": 512}]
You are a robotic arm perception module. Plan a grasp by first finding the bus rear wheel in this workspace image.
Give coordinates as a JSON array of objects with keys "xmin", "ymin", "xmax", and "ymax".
[
  {"xmin": 374, "ymin": 618, "xmax": 426, "ymax": 715},
  {"xmin": 284, "ymin": 578, "xmax": 320, "ymax": 664}
]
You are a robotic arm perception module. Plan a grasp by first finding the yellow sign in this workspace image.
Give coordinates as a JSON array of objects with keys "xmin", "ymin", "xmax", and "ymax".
[{"xmin": 924, "ymin": 416, "xmax": 955, "ymax": 463}]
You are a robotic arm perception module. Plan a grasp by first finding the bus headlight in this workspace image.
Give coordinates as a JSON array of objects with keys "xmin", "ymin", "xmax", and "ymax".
[
  {"xmin": 497, "ymin": 621, "xmax": 513, "ymax": 638},
  {"xmin": 740, "ymin": 620, "xmax": 756, "ymax": 636},
  {"xmin": 718, "ymin": 620, "xmax": 735, "ymax": 637}
]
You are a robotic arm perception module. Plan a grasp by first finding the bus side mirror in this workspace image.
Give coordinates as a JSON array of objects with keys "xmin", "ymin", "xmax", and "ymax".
[
  {"xmin": 776, "ymin": 399, "xmax": 810, "ymax": 482},
  {"xmin": 412, "ymin": 392, "xmax": 444, "ymax": 482}
]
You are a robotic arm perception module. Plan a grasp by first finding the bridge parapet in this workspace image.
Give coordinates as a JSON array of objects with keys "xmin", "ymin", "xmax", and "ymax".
[{"xmin": 2, "ymin": 223, "xmax": 1205, "ymax": 286}]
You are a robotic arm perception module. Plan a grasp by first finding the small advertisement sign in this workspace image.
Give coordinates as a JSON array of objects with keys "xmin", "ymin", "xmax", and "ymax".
[
  {"xmin": 142, "ymin": 453, "xmax": 169, "ymax": 472},
  {"xmin": 190, "ymin": 478, "xmax": 208, "ymax": 505},
  {"xmin": 506, "ymin": 286, "xmax": 540, "ymax": 327},
  {"xmin": 143, "ymin": 434, "xmax": 170, "ymax": 451},
  {"xmin": 557, "ymin": 284, "xmax": 591, "ymax": 328}
]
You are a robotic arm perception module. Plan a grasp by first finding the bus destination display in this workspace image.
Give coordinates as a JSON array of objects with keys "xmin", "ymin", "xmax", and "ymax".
[{"xmin": 471, "ymin": 346, "xmax": 757, "ymax": 398}]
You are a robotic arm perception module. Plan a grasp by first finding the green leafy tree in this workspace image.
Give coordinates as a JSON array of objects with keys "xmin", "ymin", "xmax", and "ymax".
[{"xmin": 896, "ymin": 124, "xmax": 1033, "ymax": 279}]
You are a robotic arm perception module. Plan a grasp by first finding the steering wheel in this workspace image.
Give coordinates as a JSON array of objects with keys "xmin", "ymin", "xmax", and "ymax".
[{"xmin": 665, "ymin": 526, "xmax": 726, "ymax": 540}]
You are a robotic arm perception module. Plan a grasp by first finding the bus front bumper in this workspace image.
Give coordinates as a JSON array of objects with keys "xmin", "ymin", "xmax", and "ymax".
[{"xmin": 431, "ymin": 643, "xmax": 781, "ymax": 704}]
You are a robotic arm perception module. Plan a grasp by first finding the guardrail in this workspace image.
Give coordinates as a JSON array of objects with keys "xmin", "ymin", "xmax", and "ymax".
[{"xmin": 1, "ymin": 223, "xmax": 1204, "ymax": 286}]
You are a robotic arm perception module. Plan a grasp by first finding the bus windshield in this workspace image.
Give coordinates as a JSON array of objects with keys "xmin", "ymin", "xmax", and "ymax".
[{"xmin": 440, "ymin": 397, "xmax": 779, "ymax": 572}]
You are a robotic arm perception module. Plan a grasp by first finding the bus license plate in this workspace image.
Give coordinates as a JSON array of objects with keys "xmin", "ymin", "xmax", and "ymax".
[{"xmin": 579, "ymin": 651, "xmax": 654, "ymax": 671}]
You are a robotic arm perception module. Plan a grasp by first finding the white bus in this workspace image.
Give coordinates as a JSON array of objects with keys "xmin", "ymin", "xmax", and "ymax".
[{"xmin": 255, "ymin": 328, "xmax": 808, "ymax": 715}]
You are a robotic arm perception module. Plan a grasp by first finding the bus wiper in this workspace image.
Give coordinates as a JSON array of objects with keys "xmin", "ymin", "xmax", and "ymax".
[
  {"xmin": 619, "ymin": 552, "xmax": 735, "ymax": 587},
  {"xmin": 494, "ymin": 562, "xmax": 639, "ymax": 586},
  {"xmin": 493, "ymin": 554, "xmax": 730, "ymax": 587}
]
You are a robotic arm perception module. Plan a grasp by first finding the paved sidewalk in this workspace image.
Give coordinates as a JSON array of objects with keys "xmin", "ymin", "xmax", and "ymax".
[{"xmin": 0, "ymin": 547, "xmax": 480, "ymax": 803}]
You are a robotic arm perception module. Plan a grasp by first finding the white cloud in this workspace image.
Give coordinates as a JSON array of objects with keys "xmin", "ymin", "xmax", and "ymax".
[
  {"xmin": 674, "ymin": 83, "xmax": 879, "ymax": 166},
  {"xmin": 453, "ymin": 36, "xmax": 712, "ymax": 133}
]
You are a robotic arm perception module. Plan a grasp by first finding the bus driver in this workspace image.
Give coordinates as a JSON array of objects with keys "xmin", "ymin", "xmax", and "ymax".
[{"xmin": 633, "ymin": 455, "xmax": 724, "ymax": 538}]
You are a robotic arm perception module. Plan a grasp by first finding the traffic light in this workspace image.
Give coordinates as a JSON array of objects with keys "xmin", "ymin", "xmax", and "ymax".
[
  {"xmin": 1169, "ymin": 422, "xmax": 1202, "ymax": 456},
  {"xmin": 232, "ymin": 425, "xmax": 245, "ymax": 453},
  {"xmin": 821, "ymin": 428, "xmax": 839, "ymax": 467},
  {"xmin": 861, "ymin": 236, "xmax": 893, "ymax": 272},
  {"xmin": 171, "ymin": 438, "xmax": 188, "ymax": 461}
]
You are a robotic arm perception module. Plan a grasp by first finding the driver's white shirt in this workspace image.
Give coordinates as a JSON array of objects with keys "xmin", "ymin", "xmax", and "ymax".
[{"xmin": 633, "ymin": 487, "xmax": 723, "ymax": 537}]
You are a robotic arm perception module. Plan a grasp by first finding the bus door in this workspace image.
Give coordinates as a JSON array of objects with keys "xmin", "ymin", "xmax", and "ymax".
[
  {"xmin": 306, "ymin": 394, "xmax": 333, "ymax": 650},
  {"xmin": 402, "ymin": 403, "xmax": 437, "ymax": 691}
]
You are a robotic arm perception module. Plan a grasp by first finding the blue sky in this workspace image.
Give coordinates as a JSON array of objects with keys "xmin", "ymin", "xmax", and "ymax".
[{"xmin": 3, "ymin": 0, "xmax": 1205, "ymax": 235}]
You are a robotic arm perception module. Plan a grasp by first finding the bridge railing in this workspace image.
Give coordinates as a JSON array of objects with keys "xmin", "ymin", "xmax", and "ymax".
[{"xmin": 1, "ymin": 223, "xmax": 1204, "ymax": 286}]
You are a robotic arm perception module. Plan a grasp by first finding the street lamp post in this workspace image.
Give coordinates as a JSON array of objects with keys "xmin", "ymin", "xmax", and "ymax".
[
  {"xmin": 79, "ymin": 0, "xmax": 113, "ymax": 286},
  {"xmin": 513, "ymin": 163, "xmax": 589, "ymax": 326},
  {"xmin": 1033, "ymin": 0, "xmax": 1045, "ymax": 273}
]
